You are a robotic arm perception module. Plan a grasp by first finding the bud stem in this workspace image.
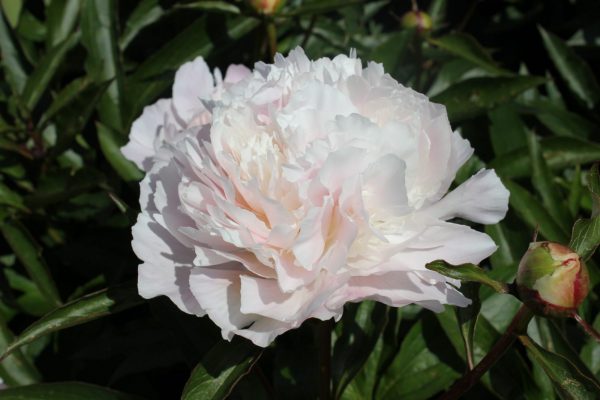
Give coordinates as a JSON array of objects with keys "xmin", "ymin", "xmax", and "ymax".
[
  {"xmin": 573, "ymin": 313, "xmax": 600, "ymax": 343},
  {"xmin": 439, "ymin": 305, "xmax": 534, "ymax": 400}
]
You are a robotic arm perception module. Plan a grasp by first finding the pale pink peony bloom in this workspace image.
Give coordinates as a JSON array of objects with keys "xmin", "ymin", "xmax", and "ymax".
[{"xmin": 122, "ymin": 48, "xmax": 509, "ymax": 347}]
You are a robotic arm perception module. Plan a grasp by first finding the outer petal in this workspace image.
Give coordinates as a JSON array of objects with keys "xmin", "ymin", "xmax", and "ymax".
[
  {"xmin": 188, "ymin": 267, "xmax": 256, "ymax": 340},
  {"xmin": 224, "ymin": 64, "xmax": 251, "ymax": 84},
  {"xmin": 327, "ymin": 270, "xmax": 469, "ymax": 312},
  {"xmin": 422, "ymin": 169, "xmax": 509, "ymax": 224},
  {"xmin": 121, "ymin": 99, "xmax": 172, "ymax": 171},
  {"xmin": 138, "ymin": 263, "xmax": 204, "ymax": 315},
  {"xmin": 173, "ymin": 57, "xmax": 214, "ymax": 122}
]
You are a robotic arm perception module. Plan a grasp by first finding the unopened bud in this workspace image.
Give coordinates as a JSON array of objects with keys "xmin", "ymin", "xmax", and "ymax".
[
  {"xmin": 516, "ymin": 242, "xmax": 589, "ymax": 317},
  {"xmin": 249, "ymin": 0, "xmax": 285, "ymax": 15},
  {"xmin": 401, "ymin": 10, "xmax": 432, "ymax": 32}
]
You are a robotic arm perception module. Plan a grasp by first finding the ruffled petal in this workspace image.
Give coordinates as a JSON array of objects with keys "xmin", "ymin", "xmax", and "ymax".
[{"xmin": 422, "ymin": 169, "xmax": 509, "ymax": 224}]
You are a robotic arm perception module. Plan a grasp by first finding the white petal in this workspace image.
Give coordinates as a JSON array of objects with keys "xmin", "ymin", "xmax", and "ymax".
[
  {"xmin": 173, "ymin": 57, "xmax": 214, "ymax": 122},
  {"xmin": 138, "ymin": 263, "xmax": 204, "ymax": 315},
  {"xmin": 121, "ymin": 99, "xmax": 172, "ymax": 171},
  {"xmin": 224, "ymin": 64, "xmax": 251, "ymax": 84},
  {"xmin": 423, "ymin": 169, "xmax": 509, "ymax": 224},
  {"xmin": 188, "ymin": 267, "xmax": 256, "ymax": 340}
]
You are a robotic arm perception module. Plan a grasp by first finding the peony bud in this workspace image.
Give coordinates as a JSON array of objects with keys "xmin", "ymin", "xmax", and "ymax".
[
  {"xmin": 401, "ymin": 10, "xmax": 432, "ymax": 32},
  {"xmin": 517, "ymin": 242, "xmax": 589, "ymax": 317},
  {"xmin": 249, "ymin": 0, "xmax": 285, "ymax": 14}
]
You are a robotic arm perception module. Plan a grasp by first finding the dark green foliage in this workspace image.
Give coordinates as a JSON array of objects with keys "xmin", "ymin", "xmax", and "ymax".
[{"xmin": 0, "ymin": 0, "xmax": 599, "ymax": 399}]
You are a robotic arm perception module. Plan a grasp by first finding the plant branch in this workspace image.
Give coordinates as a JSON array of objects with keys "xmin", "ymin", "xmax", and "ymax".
[{"xmin": 439, "ymin": 305, "xmax": 534, "ymax": 400}]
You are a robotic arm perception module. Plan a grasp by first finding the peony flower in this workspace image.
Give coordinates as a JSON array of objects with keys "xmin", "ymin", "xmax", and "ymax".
[
  {"xmin": 122, "ymin": 48, "xmax": 509, "ymax": 347},
  {"xmin": 516, "ymin": 241, "xmax": 589, "ymax": 317}
]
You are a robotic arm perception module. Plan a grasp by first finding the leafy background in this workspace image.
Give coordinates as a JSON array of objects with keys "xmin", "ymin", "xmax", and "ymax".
[{"xmin": 0, "ymin": 0, "xmax": 599, "ymax": 399}]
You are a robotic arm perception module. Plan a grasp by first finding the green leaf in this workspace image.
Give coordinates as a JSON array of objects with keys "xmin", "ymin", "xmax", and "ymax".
[
  {"xmin": 491, "ymin": 137, "xmax": 600, "ymax": 179},
  {"xmin": 16, "ymin": 11, "xmax": 46, "ymax": 42},
  {"xmin": 119, "ymin": 0, "xmax": 164, "ymax": 50},
  {"xmin": 0, "ymin": 218, "xmax": 61, "ymax": 307},
  {"xmin": 568, "ymin": 165, "xmax": 583, "ymax": 217},
  {"xmin": 425, "ymin": 260, "xmax": 509, "ymax": 294},
  {"xmin": 0, "ymin": 382, "xmax": 138, "ymax": 399},
  {"xmin": 519, "ymin": 335, "xmax": 600, "ymax": 399},
  {"xmin": 176, "ymin": 1, "xmax": 241, "ymax": 14},
  {"xmin": 38, "ymin": 77, "xmax": 94, "ymax": 128},
  {"xmin": 488, "ymin": 105, "xmax": 528, "ymax": 156},
  {"xmin": 0, "ymin": 320, "xmax": 40, "ymax": 386},
  {"xmin": 368, "ymin": 30, "xmax": 415, "ymax": 80},
  {"xmin": 539, "ymin": 26, "xmax": 600, "ymax": 108},
  {"xmin": 131, "ymin": 16, "xmax": 257, "ymax": 81},
  {"xmin": 0, "ymin": 282, "xmax": 143, "ymax": 360},
  {"xmin": 45, "ymin": 0, "xmax": 80, "ymax": 48},
  {"xmin": 569, "ymin": 164, "xmax": 600, "ymax": 260},
  {"xmin": 282, "ymin": 0, "xmax": 365, "ymax": 17},
  {"xmin": 429, "ymin": 32, "xmax": 510, "ymax": 76},
  {"xmin": 0, "ymin": 8, "xmax": 26, "ymax": 93},
  {"xmin": 21, "ymin": 33, "xmax": 79, "ymax": 111},
  {"xmin": 503, "ymin": 179, "xmax": 569, "ymax": 242},
  {"xmin": 376, "ymin": 320, "xmax": 460, "ymax": 400},
  {"xmin": 49, "ymin": 80, "xmax": 112, "ymax": 156},
  {"xmin": 527, "ymin": 131, "xmax": 572, "ymax": 232},
  {"xmin": 181, "ymin": 339, "xmax": 262, "ymax": 400},
  {"xmin": 0, "ymin": 181, "xmax": 27, "ymax": 211},
  {"xmin": 0, "ymin": 0, "xmax": 22, "ymax": 28},
  {"xmin": 96, "ymin": 122, "xmax": 144, "ymax": 181},
  {"xmin": 332, "ymin": 301, "xmax": 387, "ymax": 399},
  {"xmin": 126, "ymin": 16, "xmax": 259, "ymax": 123},
  {"xmin": 524, "ymin": 100, "xmax": 596, "ymax": 139},
  {"xmin": 456, "ymin": 282, "xmax": 481, "ymax": 370},
  {"xmin": 431, "ymin": 76, "xmax": 546, "ymax": 122},
  {"xmin": 81, "ymin": 0, "xmax": 124, "ymax": 132}
]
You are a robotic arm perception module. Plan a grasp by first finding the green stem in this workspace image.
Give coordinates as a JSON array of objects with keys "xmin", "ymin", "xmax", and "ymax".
[{"xmin": 439, "ymin": 305, "xmax": 534, "ymax": 400}]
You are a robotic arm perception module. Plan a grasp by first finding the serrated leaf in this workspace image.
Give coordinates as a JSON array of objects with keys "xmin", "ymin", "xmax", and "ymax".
[
  {"xmin": 429, "ymin": 32, "xmax": 510, "ymax": 76},
  {"xmin": 0, "ymin": 218, "xmax": 61, "ymax": 307},
  {"xmin": 96, "ymin": 122, "xmax": 144, "ymax": 181},
  {"xmin": 0, "ymin": 382, "xmax": 139, "ymax": 399},
  {"xmin": 181, "ymin": 339, "xmax": 262, "ymax": 400},
  {"xmin": 431, "ymin": 76, "xmax": 546, "ymax": 122},
  {"xmin": 539, "ymin": 26, "xmax": 600, "ymax": 108},
  {"xmin": 0, "ymin": 282, "xmax": 143, "ymax": 360},
  {"xmin": 425, "ymin": 260, "xmax": 509, "ymax": 294},
  {"xmin": 520, "ymin": 335, "xmax": 600, "ymax": 399}
]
